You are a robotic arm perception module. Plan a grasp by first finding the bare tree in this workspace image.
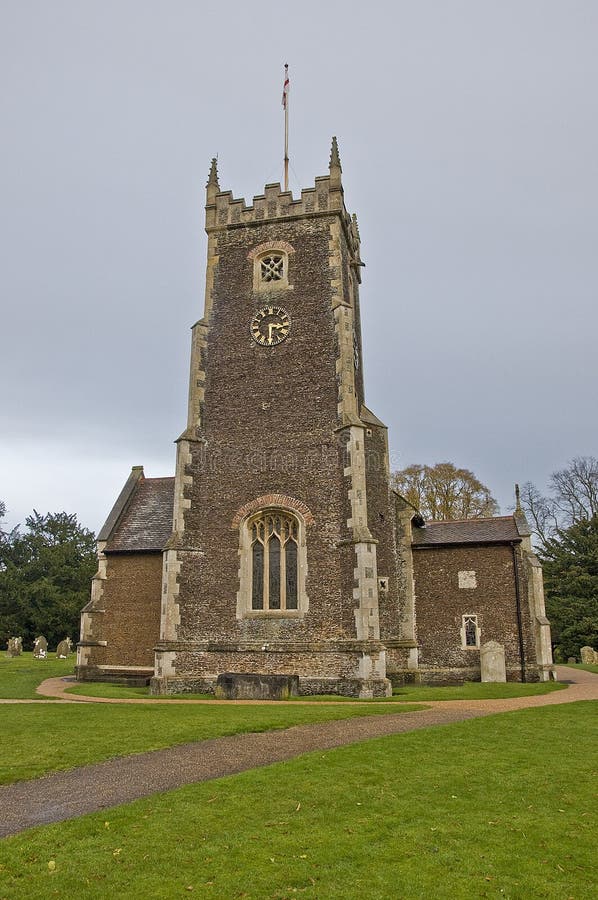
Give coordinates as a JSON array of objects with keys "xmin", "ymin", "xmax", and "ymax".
[
  {"xmin": 391, "ymin": 462, "xmax": 499, "ymax": 521},
  {"xmin": 521, "ymin": 456, "xmax": 598, "ymax": 547},
  {"xmin": 550, "ymin": 456, "xmax": 598, "ymax": 523},
  {"xmin": 519, "ymin": 482, "xmax": 559, "ymax": 547}
]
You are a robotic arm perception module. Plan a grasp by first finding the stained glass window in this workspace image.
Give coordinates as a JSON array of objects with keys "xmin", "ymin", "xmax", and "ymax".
[
  {"xmin": 269, "ymin": 534, "xmax": 281, "ymax": 609},
  {"xmin": 252, "ymin": 541, "xmax": 264, "ymax": 609},
  {"xmin": 285, "ymin": 540, "xmax": 298, "ymax": 609},
  {"xmin": 248, "ymin": 510, "xmax": 300, "ymax": 612}
]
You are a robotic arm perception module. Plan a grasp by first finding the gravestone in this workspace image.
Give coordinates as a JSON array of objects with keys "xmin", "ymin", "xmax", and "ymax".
[
  {"xmin": 33, "ymin": 635, "xmax": 48, "ymax": 659},
  {"xmin": 6, "ymin": 637, "xmax": 23, "ymax": 658},
  {"xmin": 56, "ymin": 637, "xmax": 72, "ymax": 659},
  {"xmin": 567, "ymin": 656, "xmax": 577, "ymax": 665},
  {"xmin": 480, "ymin": 640, "xmax": 507, "ymax": 683},
  {"xmin": 215, "ymin": 673, "xmax": 300, "ymax": 700},
  {"xmin": 580, "ymin": 646, "xmax": 598, "ymax": 665}
]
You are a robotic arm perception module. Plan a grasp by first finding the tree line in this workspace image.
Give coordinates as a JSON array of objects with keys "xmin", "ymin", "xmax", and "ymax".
[
  {"xmin": 0, "ymin": 504, "xmax": 96, "ymax": 651},
  {"xmin": 1, "ymin": 456, "xmax": 596, "ymax": 661},
  {"xmin": 520, "ymin": 457, "xmax": 598, "ymax": 661},
  {"xmin": 391, "ymin": 457, "xmax": 598, "ymax": 662}
]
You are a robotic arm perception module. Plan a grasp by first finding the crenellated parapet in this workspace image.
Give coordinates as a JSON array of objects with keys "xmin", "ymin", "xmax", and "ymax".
[{"xmin": 205, "ymin": 139, "xmax": 361, "ymax": 262}]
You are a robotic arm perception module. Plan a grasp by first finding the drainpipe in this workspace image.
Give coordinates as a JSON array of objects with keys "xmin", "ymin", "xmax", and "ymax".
[{"xmin": 511, "ymin": 542, "xmax": 526, "ymax": 683}]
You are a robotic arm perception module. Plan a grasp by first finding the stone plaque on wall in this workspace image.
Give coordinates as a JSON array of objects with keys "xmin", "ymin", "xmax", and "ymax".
[{"xmin": 458, "ymin": 570, "xmax": 477, "ymax": 589}]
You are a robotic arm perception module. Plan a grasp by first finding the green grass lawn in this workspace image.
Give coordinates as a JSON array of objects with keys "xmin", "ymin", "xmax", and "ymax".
[
  {"xmin": 391, "ymin": 681, "xmax": 566, "ymax": 701},
  {"xmin": 0, "ymin": 701, "xmax": 422, "ymax": 786},
  {"xmin": 0, "ymin": 702, "xmax": 595, "ymax": 899},
  {"xmin": 64, "ymin": 680, "xmax": 566, "ymax": 702},
  {"xmin": 565, "ymin": 662, "xmax": 598, "ymax": 675},
  {"xmin": 0, "ymin": 651, "xmax": 74, "ymax": 699}
]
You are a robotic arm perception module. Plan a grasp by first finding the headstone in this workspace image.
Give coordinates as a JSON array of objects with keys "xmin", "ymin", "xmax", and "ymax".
[
  {"xmin": 56, "ymin": 637, "xmax": 72, "ymax": 659},
  {"xmin": 215, "ymin": 672, "xmax": 300, "ymax": 700},
  {"xmin": 580, "ymin": 646, "xmax": 598, "ymax": 665},
  {"xmin": 480, "ymin": 640, "xmax": 507, "ymax": 683},
  {"xmin": 567, "ymin": 656, "xmax": 577, "ymax": 665},
  {"xmin": 33, "ymin": 635, "xmax": 48, "ymax": 659},
  {"xmin": 6, "ymin": 637, "xmax": 23, "ymax": 658}
]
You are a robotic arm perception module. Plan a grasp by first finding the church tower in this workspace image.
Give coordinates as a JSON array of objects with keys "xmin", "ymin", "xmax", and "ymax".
[
  {"xmin": 151, "ymin": 141, "xmax": 415, "ymax": 697},
  {"xmin": 77, "ymin": 139, "xmax": 553, "ymax": 690}
]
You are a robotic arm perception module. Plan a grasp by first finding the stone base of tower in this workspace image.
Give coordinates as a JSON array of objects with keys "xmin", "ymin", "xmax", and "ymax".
[
  {"xmin": 150, "ymin": 642, "xmax": 392, "ymax": 698},
  {"xmin": 389, "ymin": 664, "xmax": 548, "ymax": 687},
  {"xmin": 384, "ymin": 642, "xmax": 421, "ymax": 686}
]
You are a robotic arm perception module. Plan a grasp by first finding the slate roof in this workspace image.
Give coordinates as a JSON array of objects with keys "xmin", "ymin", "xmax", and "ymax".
[
  {"xmin": 412, "ymin": 516, "xmax": 521, "ymax": 547},
  {"xmin": 105, "ymin": 477, "xmax": 175, "ymax": 553}
]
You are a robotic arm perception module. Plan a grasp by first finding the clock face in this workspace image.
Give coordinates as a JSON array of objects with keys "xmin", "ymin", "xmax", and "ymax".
[{"xmin": 250, "ymin": 306, "xmax": 291, "ymax": 347}]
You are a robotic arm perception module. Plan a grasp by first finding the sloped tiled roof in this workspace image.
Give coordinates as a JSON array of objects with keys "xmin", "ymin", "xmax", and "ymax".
[
  {"xmin": 105, "ymin": 477, "xmax": 174, "ymax": 553},
  {"xmin": 412, "ymin": 516, "xmax": 521, "ymax": 547}
]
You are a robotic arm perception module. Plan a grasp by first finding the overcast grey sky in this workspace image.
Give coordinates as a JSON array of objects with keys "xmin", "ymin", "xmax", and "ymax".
[{"xmin": 1, "ymin": 0, "xmax": 597, "ymax": 533}]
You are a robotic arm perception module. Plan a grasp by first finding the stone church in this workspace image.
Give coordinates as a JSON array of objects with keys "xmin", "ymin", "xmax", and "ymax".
[{"xmin": 77, "ymin": 141, "xmax": 554, "ymax": 695}]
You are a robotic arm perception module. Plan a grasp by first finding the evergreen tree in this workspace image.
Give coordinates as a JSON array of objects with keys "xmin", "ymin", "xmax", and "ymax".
[
  {"xmin": 540, "ymin": 516, "xmax": 598, "ymax": 660},
  {"xmin": 0, "ymin": 510, "xmax": 96, "ymax": 650}
]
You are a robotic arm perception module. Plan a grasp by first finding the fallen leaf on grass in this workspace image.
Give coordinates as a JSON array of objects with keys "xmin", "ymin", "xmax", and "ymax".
[{"xmin": 48, "ymin": 861, "xmax": 56, "ymax": 873}]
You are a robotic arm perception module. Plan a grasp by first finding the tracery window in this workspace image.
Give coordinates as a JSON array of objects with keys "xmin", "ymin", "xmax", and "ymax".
[
  {"xmin": 250, "ymin": 511, "xmax": 299, "ymax": 610},
  {"xmin": 461, "ymin": 614, "xmax": 480, "ymax": 649},
  {"xmin": 252, "ymin": 248, "xmax": 290, "ymax": 292},
  {"xmin": 260, "ymin": 254, "xmax": 284, "ymax": 283}
]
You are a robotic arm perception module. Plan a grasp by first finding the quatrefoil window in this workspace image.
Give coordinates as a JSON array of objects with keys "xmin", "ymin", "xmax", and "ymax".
[{"xmin": 260, "ymin": 255, "xmax": 284, "ymax": 283}]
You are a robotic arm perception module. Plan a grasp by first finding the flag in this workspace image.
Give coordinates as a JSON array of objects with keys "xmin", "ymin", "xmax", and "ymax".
[{"xmin": 282, "ymin": 64, "xmax": 289, "ymax": 109}]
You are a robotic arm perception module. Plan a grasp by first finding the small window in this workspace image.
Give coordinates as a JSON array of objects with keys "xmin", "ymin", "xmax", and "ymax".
[
  {"xmin": 260, "ymin": 254, "xmax": 284, "ymax": 283},
  {"xmin": 252, "ymin": 248, "xmax": 290, "ymax": 292},
  {"xmin": 461, "ymin": 614, "xmax": 480, "ymax": 649}
]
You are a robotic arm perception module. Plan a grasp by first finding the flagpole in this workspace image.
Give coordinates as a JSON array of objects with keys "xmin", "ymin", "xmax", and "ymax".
[{"xmin": 283, "ymin": 63, "xmax": 289, "ymax": 191}]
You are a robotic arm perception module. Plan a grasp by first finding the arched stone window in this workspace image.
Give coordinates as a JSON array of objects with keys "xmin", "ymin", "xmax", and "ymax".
[
  {"xmin": 461, "ymin": 614, "xmax": 480, "ymax": 649},
  {"xmin": 250, "ymin": 511, "xmax": 298, "ymax": 610},
  {"xmin": 236, "ymin": 503, "xmax": 308, "ymax": 618},
  {"xmin": 260, "ymin": 253, "xmax": 285, "ymax": 284},
  {"xmin": 248, "ymin": 241, "xmax": 294, "ymax": 293}
]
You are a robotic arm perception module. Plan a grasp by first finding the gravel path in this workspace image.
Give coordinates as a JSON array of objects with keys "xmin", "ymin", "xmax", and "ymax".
[{"xmin": 0, "ymin": 666, "xmax": 595, "ymax": 838}]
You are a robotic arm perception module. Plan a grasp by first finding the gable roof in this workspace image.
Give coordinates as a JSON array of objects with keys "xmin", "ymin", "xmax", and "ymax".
[
  {"xmin": 104, "ymin": 476, "xmax": 175, "ymax": 553},
  {"xmin": 412, "ymin": 515, "xmax": 521, "ymax": 547}
]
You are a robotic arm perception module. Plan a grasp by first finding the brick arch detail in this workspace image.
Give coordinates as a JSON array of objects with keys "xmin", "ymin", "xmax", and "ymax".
[
  {"xmin": 231, "ymin": 494, "xmax": 315, "ymax": 528},
  {"xmin": 247, "ymin": 240, "xmax": 295, "ymax": 260}
]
